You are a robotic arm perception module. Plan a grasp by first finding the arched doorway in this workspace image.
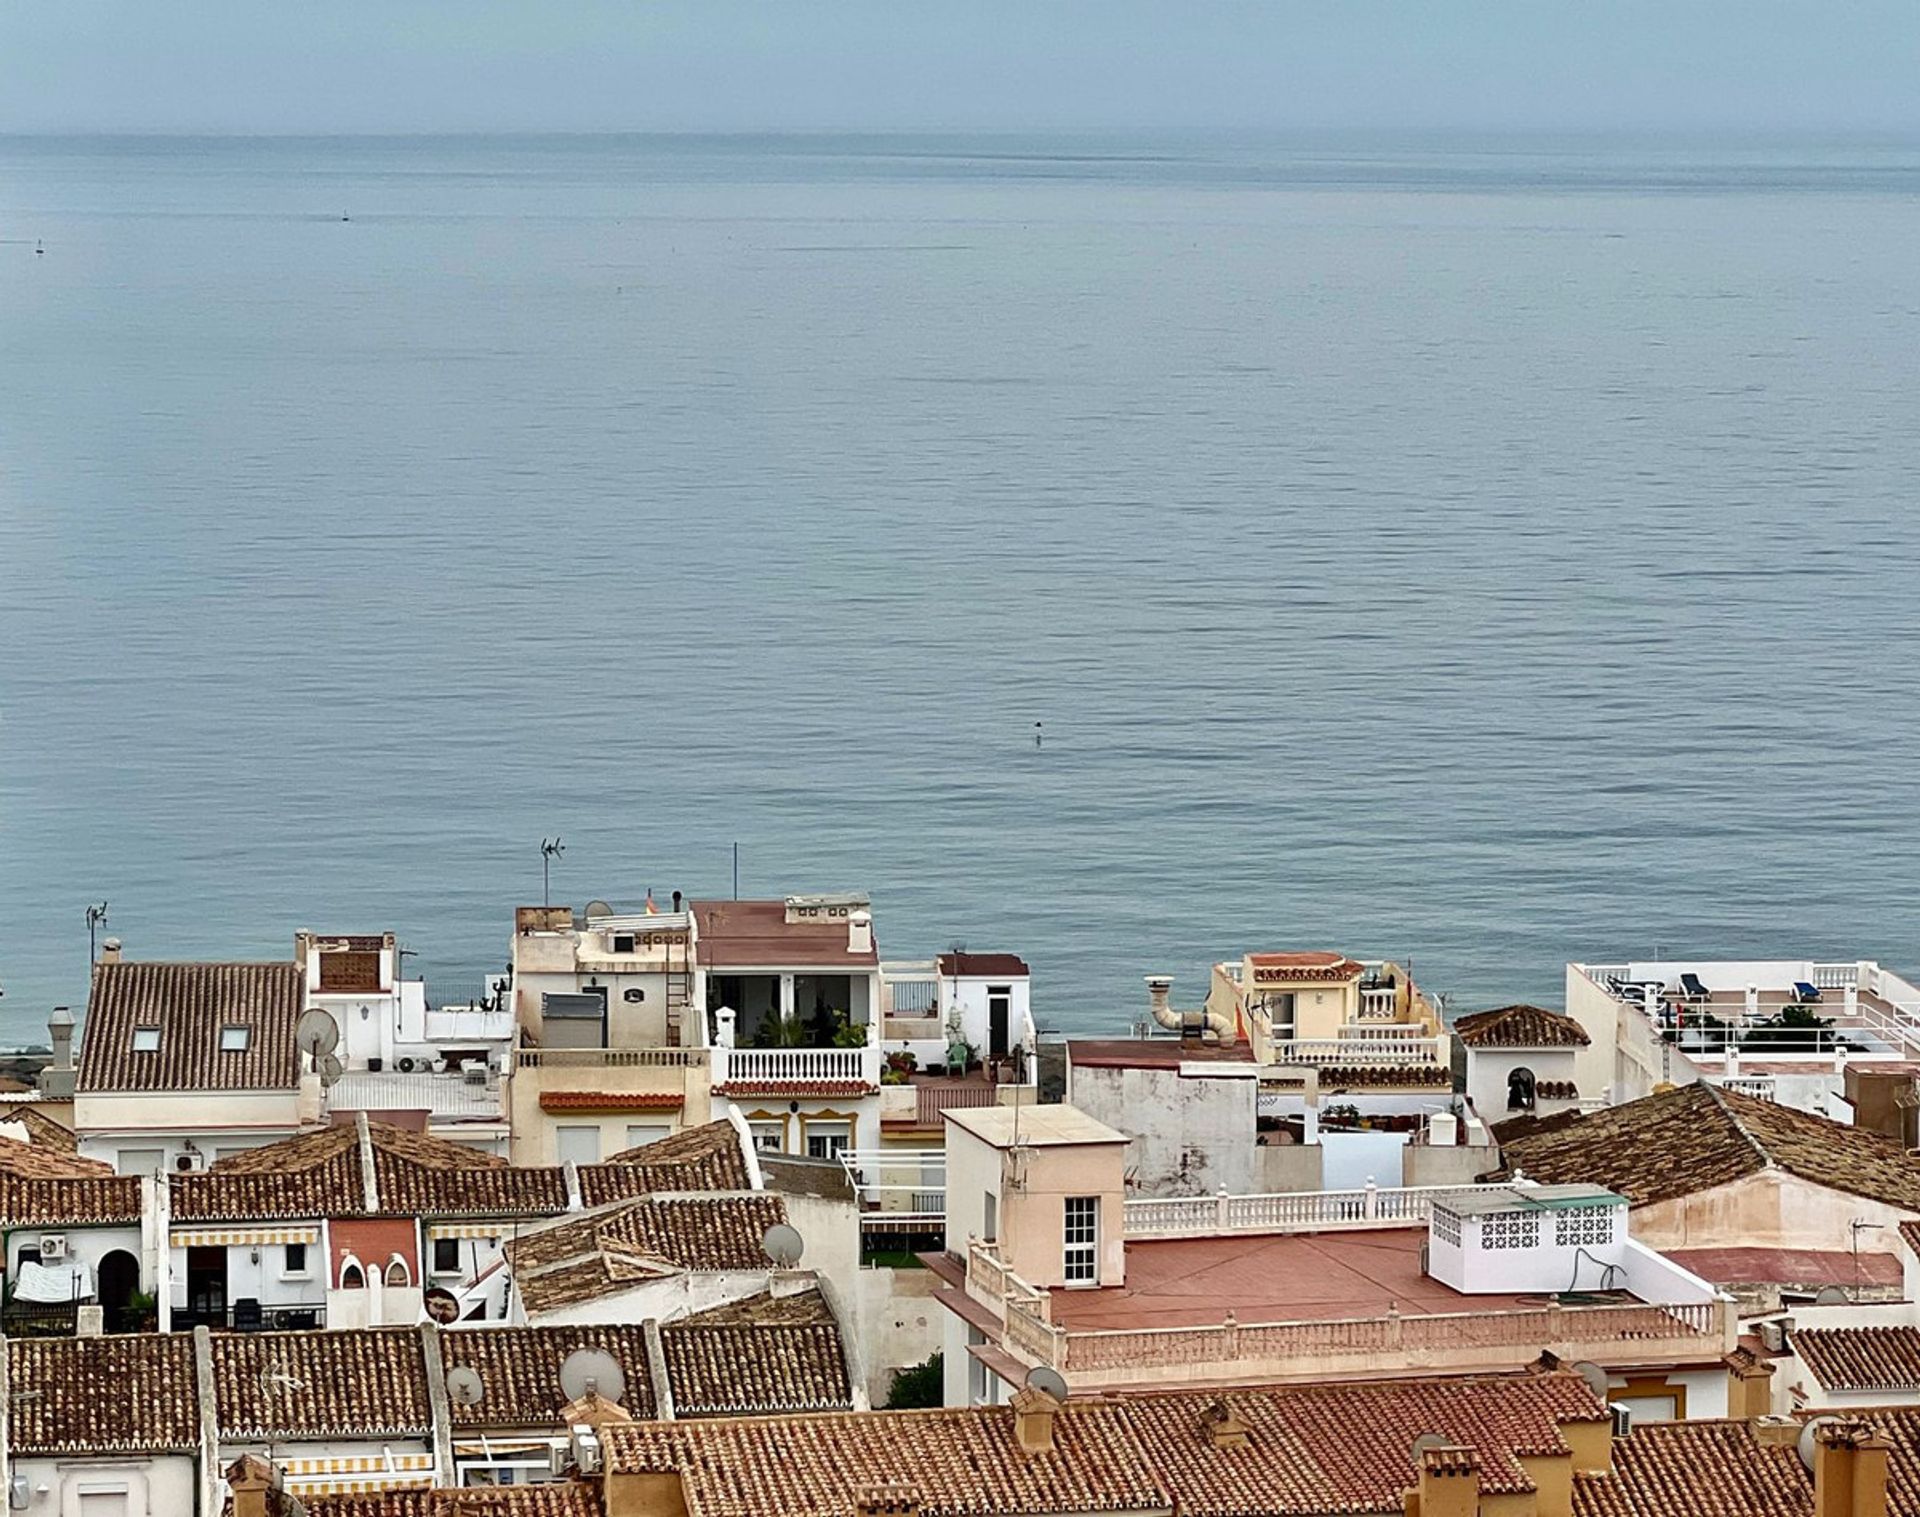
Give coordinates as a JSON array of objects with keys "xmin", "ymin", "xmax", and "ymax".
[
  {"xmin": 97, "ymin": 1249, "xmax": 140, "ymax": 1326},
  {"xmin": 1507, "ymin": 1066, "xmax": 1537, "ymax": 1112}
]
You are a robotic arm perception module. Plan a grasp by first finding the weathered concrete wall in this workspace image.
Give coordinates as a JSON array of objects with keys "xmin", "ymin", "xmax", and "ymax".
[
  {"xmin": 1630, "ymin": 1170, "xmax": 1918, "ymax": 1253},
  {"xmin": 852, "ymin": 1264, "xmax": 943, "ymax": 1405},
  {"xmin": 1067, "ymin": 1063, "xmax": 1255, "ymax": 1197}
]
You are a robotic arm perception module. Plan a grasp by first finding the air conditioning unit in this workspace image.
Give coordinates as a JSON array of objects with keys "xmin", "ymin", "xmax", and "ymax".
[
  {"xmin": 571, "ymin": 1428, "xmax": 602, "ymax": 1476},
  {"xmin": 462, "ymin": 1063, "xmax": 489, "ymax": 1087},
  {"xmin": 1757, "ymin": 1318, "xmax": 1788, "ymax": 1354},
  {"xmin": 38, "ymin": 1235, "xmax": 69, "ymax": 1261},
  {"xmin": 1609, "ymin": 1404, "xmax": 1632, "ymax": 1439},
  {"xmin": 395, "ymin": 1056, "xmax": 419, "ymax": 1073}
]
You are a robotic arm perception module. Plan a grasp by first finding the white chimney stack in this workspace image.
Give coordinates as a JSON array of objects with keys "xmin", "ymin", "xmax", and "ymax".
[{"xmin": 849, "ymin": 910, "xmax": 872, "ymax": 955}]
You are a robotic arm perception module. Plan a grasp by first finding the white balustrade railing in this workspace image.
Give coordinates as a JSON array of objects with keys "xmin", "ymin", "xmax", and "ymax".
[
  {"xmin": 1272, "ymin": 1038, "xmax": 1444, "ymax": 1066},
  {"xmin": 714, "ymin": 1045, "xmax": 872, "ymax": 1085},
  {"xmin": 513, "ymin": 1047, "xmax": 707, "ymax": 1069},
  {"xmin": 1811, "ymin": 962, "xmax": 1862, "ymax": 990},
  {"xmin": 1338, "ymin": 1023, "xmax": 1429, "ymax": 1041},
  {"xmin": 1124, "ymin": 1182, "xmax": 1511, "ymax": 1239},
  {"xmin": 1357, "ymin": 987, "xmax": 1399, "ymax": 1020}
]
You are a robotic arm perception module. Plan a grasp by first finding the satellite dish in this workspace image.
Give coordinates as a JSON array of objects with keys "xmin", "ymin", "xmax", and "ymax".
[
  {"xmin": 559, "ymin": 1348, "xmax": 626, "ymax": 1406},
  {"xmin": 1799, "ymin": 1415, "xmax": 1843, "ymax": 1471},
  {"xmin": 1814, "ymin": 1285, "xmax": 1850, "ymax": 1306},
  {"xmin": 1410, "ymin": 1432, "xmax": 1453, "ymax": 1465},
  {"xmin": 762, "ymin": 1223, "xmax": 805, "ymax": 1268},
  {"xmin": 446, "ymin": 1366, "xmax": 485, "ymax": 1406},
  {"xmin": 318, "ymin": 1053, "xmax": 344, "ymax": 1086},
  {"xmin": 1569, "ymin": 1360, "xmax": 1612, "ymax": 1401},
  {"xmin": 623, "ymin": 987, "xmax": 644, "ymax": 1004},
  {"xmin": 296, "ymin": 1009, "xmax": 340, "ymax": 1058},
  {"xmin": 584, "ymin": 900, "xmax": 615, "ymax": 921},
  {"xmin": 1024, "ymin": 1365, "xmax": 1069, "ymax": 1403}
]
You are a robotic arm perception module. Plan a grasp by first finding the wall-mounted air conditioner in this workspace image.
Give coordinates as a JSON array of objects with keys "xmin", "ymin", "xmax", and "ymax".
[{"xmin": 38, "ymin": 1234, "xmax": 69, "ymax": 1261}]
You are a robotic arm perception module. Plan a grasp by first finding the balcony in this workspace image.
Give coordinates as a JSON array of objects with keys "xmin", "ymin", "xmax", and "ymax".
[
  {"xmin": 1270, "ymin": 1037, "xmax": 1447, "ymax": 1067},
  {"xmin": 512, "ymin": 1047, "xmax": 707, "ymax": 1070},
  {"xmin": 324, "ymin": 1069, "xmax": 507, "ymax": 1124},
  {"xmin": 713, "ymin": 1044, "xmax": 880, "ymax": 1091},
  {"xmin": 1123, "ymin": 1182, "xmax": 1507, "ymax": 1240}
]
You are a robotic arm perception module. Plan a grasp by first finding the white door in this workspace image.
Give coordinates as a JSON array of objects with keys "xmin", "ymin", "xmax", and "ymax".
[{"xmin": 556, "ymin": 1125, "xmax": 601, "ymax": 1166}]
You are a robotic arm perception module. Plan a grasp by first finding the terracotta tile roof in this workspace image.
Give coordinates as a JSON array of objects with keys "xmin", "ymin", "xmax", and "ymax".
[
  {"xmin": 173, "ymin": 1120, "xmax": 568, "ymax": 1221},
  {"xmin": 693, "ymin": 899, "xmax": 879, "ymax": 968},
  {"xmin": 302, "ymin": 1489, "xmax": 603, "ymax": 1517},
  {"xmin": 661, "ymin": 1290, "xmax": 853, "ymax": 1415},
  {"xmin": 78, "ymin": 960, "xmax": 303, "ymax": 1092},
  {"xmin": 510, "ymin": 1194, "xmax": 787, "ymax": 1314},
  {"xmin": 1454, "ymin": 1004, "xmax": 1591, "ymax": 1048},
  {"xmin": 7, "ymin": 1335, "xmax": 199, "ymax": 1453},
  {"xmin": 211, "ymin": 1327, "xmax": 432, "ymax": 1440},
  {"xmin": 1245, "ymin": 951, "xmax": 1365, "ymax": 982},
  {"xmin": 1119, "ymin": 1373, "xmax": 1608, "ymax": 1512},
  {"xmin": 715, "ymin": 1079, "xmax": 876, "ymax": 1099},
  {"xmin": 602, "ymin": 1373, "xmax": 1608, "ymax": 1516},
  {"xmin": 578, "ymin": 1119, "xmax": 752, "ymax": 1206},
  {"xmin": 1664, "ymin": 1246, "xmax": 1903, "ymax": 1290},
  {"xmin": 1795, "ymin": 1325, "xmax": 1920, "ymax": 1391},
  {"xmin": 1318, "ymin": 1065, "xmax": 1452, "ymax": 1089},
  {"xmin": 538, "ymin": 1090, "xmax": 684, "ymax": 1111},
  {"xmin": 1902, "ymin": 1219, "xmax": 1920, "ymax": 1259},
  {"xmin": 1067, "ymin": 1039, "xmax": 1255, "ymax": 1069},
  {"xmin": 0, "ymin": 1104, "xmax": 81, "ymax": 1151},
  {"xmin": 0, "ymin": 1171, "xmax": 146, "ymax": 1225},
  {"xmin": 1490, "ymin": 1082, "xmax": 1920, "ymax": 1211},
  {"xmin": 439, "ymin": 1324, "xmax": 656, "ymax": 1426},
  {"xmin": 602, "ymin": 1401, "xmax": 1162, "ymax": 1517},
  {"xmin": 936, "ymin": 951, "xmax": 1030, "ymax": 977},
  {"xmin": 1571, "ymin": 1419, "xmax": 1812, "ymax": 1517}
]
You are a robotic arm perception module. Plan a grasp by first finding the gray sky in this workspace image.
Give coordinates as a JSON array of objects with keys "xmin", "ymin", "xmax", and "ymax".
[{"xmin": 4, "ymin": 1, "xmax": 1919, "ymax": 136}]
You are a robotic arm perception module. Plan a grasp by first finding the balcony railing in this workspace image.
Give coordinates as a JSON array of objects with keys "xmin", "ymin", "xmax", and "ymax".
[
  {"xmin": 325, "ymin": 1069, "xmax": 505, "ymax": 1121},
  {"xmin": 714, "ymin": 1045, "xmax": 876, "ymax": 1087},
  {"xmin": 1124, "ymin": 1182, "xmax": 1510, "ymax": 1240},
  {"xmin": 1357, "ymin": 987, "xmax": 1399, "ymax": 1021},
  {"xmin": 513, "ymin": 1047, "xmax": 708, "ymax": 1070},
  {"xmin": 1271, "ymin": 1038, "xmax": 1446, "ymax": 1067}
]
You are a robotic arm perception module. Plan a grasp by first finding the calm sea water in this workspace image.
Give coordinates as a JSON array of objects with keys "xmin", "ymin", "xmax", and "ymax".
[{"xmin": 3, "ymin": 134, "xmax": 1919, "ymax": 1044}]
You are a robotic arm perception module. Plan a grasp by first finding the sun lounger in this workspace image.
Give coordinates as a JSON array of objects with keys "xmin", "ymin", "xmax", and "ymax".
[
  {"xmin": 1680, "ymin": 972, "xmax": 1711, "ymax": 1000},
  {"xmin": 1793, "ymin": 980, "xmax": 1821, "ymax": 1004}
]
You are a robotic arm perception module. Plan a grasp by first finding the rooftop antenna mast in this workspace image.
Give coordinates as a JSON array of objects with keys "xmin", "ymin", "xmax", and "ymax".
[
  {"xmin": 85, "ymin": 902, "xmax": 109, "ymax": 967},
  {"xmin": 540, "ymin": 838, "xmax": 565, "ymax": 908}
]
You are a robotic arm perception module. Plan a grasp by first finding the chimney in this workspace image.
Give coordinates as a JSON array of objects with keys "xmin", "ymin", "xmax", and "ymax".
[
  {"xmin": 223, "ymin": 1455, "xmax": 277, "ymax": 1517},
  {"xmin": 1404, "ymin": 1446, "xmax": 1480, "ymax": 1517},
  {"xmin": 98, "ymin": 937, "xmax": 122, "ymax": 965},
  {"xmin": 1203, "ymin": 1398, "xmax": 1250, "ymax": 1450},
  {"xmin": 671, "ymin": 890, "xmax": 683, "ymax": 913},
  {"xmin": 849, "ymin": 910, "xmax": 873, "ymax": 955},
  {"xmin": 854, "ymin": 1485, "xmax": 920, "ymax": 1517},
  {"xmin": 1725, "ymin": 1347, "xmax": 1777, "ymax": 1421},
  {"xmin": 1011, "ymin": 1384, "xmax": 1062, "ymax": 1454},
  {"xmin": 41, "ymin": 1006, "xmax": 77, "ymax": 1100},
  {"xmin": 1814, "ymin": 1421, "xmax": 1890, "ymax": 1517}
]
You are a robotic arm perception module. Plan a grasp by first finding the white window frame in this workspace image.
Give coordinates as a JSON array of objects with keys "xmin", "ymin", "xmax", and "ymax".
[
  {"xmin": 432, "ymin": 1236, "xmax": 463, "ymax": 1276},
  {"xmin": 748, "ymin": 1120, "xmax": 785, "ymax": 1154},
  {"xmin": 219, "ymin": 1024, "xmax": 251, "ymax": 1052},
  {"xmin": 1063, "ymin": 1195, "xmax": 1098, "ymax": 1285},
  {"xmin": 131, "ymin": 1027, "xmax": 161, "ymax": 1053},
  {"xmin": 804, "ymin": 1121, "xmax": 852, "ymax": 1161},
  {"xmin": 281, "ymin": 1241, "xmax": 311, "ymax": 1279}
]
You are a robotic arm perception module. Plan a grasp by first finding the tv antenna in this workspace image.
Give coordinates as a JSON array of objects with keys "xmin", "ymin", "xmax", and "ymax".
[
  {"xmin": 540, "ymin": 838, "xmax": 565, "ymax": 907},
  {"xmin": 85, "ymin": 902, "xmax": 109, "ymax": 965},
  {"xmin": 762, "ymin": 1223, "xmax": 805, "ymax": 1269},
  {"xmin": 558, "ymin": 1348, "xmax": 626, "ymax": 1406},
  {"xmin": 445, "ymin": 1366, "xmax": 486, "ymax": 1407}
]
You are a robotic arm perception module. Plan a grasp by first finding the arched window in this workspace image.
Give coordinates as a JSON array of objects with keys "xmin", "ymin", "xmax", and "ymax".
[
  {"xmin": 339, "ymin": 1257, "xmax": 366, "ymax": 1290},
  {"xmin": 385, "ymin": 1256, "xmax": 412, "ymax": 1289},
  {"xmin": 1507, "ymin": 1066, "xmax": 1537, "ymax": 1112}
]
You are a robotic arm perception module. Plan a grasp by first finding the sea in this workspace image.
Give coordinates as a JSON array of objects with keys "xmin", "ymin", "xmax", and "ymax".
[{"xmin": 3, "ymin": 133, "xmax": 1919, "ymax": 1046}]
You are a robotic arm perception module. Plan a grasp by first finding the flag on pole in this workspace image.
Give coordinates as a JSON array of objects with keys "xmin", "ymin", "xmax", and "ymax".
[{"xmin": 644, "ymin": 889, "xmax": 659, "ymax": 915}]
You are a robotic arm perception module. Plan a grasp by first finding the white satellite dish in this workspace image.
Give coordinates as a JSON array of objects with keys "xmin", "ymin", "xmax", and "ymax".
[
  {"xmin": 1814, "ymin": 1285, "xmax": 1850, "ymax": 1306},
  {"xmin": 445, "ymin": 1366, "xmax": 485, "ymax": 1407},
  {"xmin": 1569, "ymin": 1360, "xmax": 1612, "ymax": 1401},
  {"xmin": 296, "ymin": 1009, "xmax": 340, "ymax": 1059},
  {"xmin": 318, "ymin": 1053, "xmax": 344, "ymax": 1086},
  {"xmin": 584, "ymin": 900, "xmax": 615, "ymax": 921},
  {"xmin": 762, "ymin": 1223, "xmax": 805, "ymax": 1268},
  {"xmin": 559, "ymin": 1347, "xmax": 627, "ymax": 1406},
  {"xmin": 1799, "ymin": 1415, "xmax": 1843, "ymax": 1471},
  {"xmin": 1024, "ymin": 1365, "xmax": 1069, "ymax": 1403}
]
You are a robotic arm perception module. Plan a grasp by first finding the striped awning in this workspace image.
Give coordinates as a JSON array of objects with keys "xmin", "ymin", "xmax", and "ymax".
[
  {"xmin": 452, "ymin": 1439, "xmax": 556, "ymax": 1457},
  {"xmin": 288, "ymin": 1478, "xmax": 432, "ymax": 1497},
  {"xmin": 284, "ymin": 1455, "xmax": 433, "ymax": 1476},
  {"xmin": 426, "ymin": 1222, "xmax": 508, "ymax": 1241},
  {"xmin": 172, "ymin": 1226, "xmax": 320, "ymax": 1248}
]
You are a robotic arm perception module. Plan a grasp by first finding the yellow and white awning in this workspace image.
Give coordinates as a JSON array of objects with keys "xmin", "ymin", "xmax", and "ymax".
[
  {"xmin": 426, "ymin": 1222, "xmax": 507, "ymax": 1241},
  {"xmin": 283, "ymin": 1454, "xmax": 434, "ymax": 1476},
  {"xmin": 172, "ymin": 1226, "xmax": 320, "ymax": 1248}
]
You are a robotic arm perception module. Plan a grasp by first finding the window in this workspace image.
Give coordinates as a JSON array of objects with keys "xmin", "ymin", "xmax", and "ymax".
[
  {"xmin": 983, "ymin": 1192, "xmax": 998, "ymax": 1243},
  {"xmin": 748, "ymin": 1120, "xmax": 785, "ymax": 1154},
  {"xmin": 433, "ymin": 1237, "xmax": 462, "ymax": 1275},
  {"xmin": 804, "ymin": 1121, "xmax": 851, "ymax": 1160},
  {"xmin": 220, "ymin": 1025, "xmax": 251, "ymax": 1052},
  {"xmin": 612, "ymin": 932, "xmax": 637, "ymax": 954},
  {"xmin": 385, "ymin": 1257, "xmax": 411, "ymax": 1288},
  {"xmin": 1063, "ymin": 1195, "xmax": 1098, "ymax": 1284},
  {"xmin": 340, "ymin": 1261, "xmax": 366, "ymax": 1289},
  {"xmin": 556, "ymin": 1125, "xmax": 601, "ymax": 1167},
  {"xmin": 624, "ymin": 1124, "xmax": 669, "ymax": 1150},
  {"xmin": 131, "ymin": 1027, "xmax": 161, "ymax": 1052},
  {"xmin": 283, "ymin": 1242, "xmax": 309, "ymax": 1276}
]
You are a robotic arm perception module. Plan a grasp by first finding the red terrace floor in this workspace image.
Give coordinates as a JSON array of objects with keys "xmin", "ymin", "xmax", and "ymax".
[
  {"xmin": 1048, "ymin": 1227, "xmax": 1549, "ymax": 1333},
  {"xmin": 1664, "ymin": 1247, "xmax": 1902, "ymax": 1289}
]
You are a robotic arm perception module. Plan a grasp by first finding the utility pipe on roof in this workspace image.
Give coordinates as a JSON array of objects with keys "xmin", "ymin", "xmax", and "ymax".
[{"xmin": 1144, "ymin": 976, "xmax": 1234, "ymax": 1042}]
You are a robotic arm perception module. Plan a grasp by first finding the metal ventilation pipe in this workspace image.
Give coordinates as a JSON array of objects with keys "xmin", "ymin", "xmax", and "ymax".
[{"xmin": 1144, "ymin": 975, "xmax": 1235, "ymax": 1041}]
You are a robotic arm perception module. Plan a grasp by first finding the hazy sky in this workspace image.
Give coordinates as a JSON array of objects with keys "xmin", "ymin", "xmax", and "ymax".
[{"xmin": 4, "ymin": 1, "xmax": 1919, "ymax": 136}]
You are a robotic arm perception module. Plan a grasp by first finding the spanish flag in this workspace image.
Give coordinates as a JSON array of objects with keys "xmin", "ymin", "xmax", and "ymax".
[{"xmin": 644, "ymin": 889, "xmax": 659, "ymax": 915}]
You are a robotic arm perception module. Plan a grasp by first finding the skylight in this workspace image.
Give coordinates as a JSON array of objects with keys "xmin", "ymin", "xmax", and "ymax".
[
  {"xmin": 131, "ymin": 1027, "xmax": 160, "ymax": 1052},
  {"xmin": 219, "ymin": 1025, "xmax": 251, "ymax": 1052}
]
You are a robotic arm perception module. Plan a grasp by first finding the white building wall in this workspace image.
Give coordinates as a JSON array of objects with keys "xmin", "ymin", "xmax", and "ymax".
[
  {"xmin": 1066, "ymin": 1063, "xmax": 1257, "ymax": 1197},
  {"xmin": 9, "ymin": 1455, "xmax": 196, "ymax": 1517},
  {"xmin": 1465, "ymin": 1047, "xmax": 1583, "ymax": 1123}
]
